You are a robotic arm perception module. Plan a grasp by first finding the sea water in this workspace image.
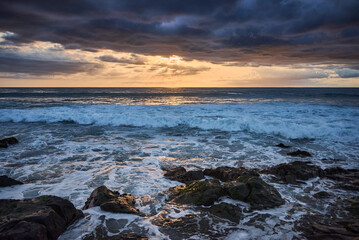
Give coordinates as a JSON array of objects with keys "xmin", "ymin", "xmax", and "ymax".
[{"xmin": 0, "ymin": 88, "xmax": 358, "ymax": 239}]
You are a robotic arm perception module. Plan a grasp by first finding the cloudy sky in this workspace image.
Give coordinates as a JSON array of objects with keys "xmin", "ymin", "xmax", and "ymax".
[{"xmin": 0, "ymin": 0, "xmax": 358, "ymax": 87}]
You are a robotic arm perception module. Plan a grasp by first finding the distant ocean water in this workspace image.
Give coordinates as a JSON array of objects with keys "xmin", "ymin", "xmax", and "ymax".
[{"xmin": 0, "ymin": 88, "xmax": 358, "ymax": 239}]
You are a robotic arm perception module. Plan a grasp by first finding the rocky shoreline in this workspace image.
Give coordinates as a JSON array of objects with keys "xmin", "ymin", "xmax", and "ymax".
[{"xmin": 0, "ymin": 138, "xmax": 358, "ymax": 239}]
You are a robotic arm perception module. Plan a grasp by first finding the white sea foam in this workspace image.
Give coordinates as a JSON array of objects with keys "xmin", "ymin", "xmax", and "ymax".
[{"xmin": 0, "ymin": 102, "xmax": 358, "ymax": 140}]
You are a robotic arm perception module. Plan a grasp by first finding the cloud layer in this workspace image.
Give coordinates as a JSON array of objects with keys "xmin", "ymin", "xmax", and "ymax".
[{"xmin": 1, "ymin": 0, "xmax": 358, "ymax": 66}]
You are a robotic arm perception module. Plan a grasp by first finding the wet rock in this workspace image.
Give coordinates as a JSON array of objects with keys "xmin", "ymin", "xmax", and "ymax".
[
  {"xmin": 105, "ymin": 218, "xmax": 128, "ymax": 233},
  {"xmin": 207, "ymin": 203, "xmax": 243, "ymax": 223},
  {"xmin": 223, "ymin": 181, "xmax": 250, "ymax": 201},
  {"xmin": 0, "ymin": 137, "xmax": 19, "ymax": 148},
  {"xmin": 203, "ymin": 166, "xmax": 259, "ymax": 182},
  {"xmin": 82, "ymin": 225, "xmax": 148, "ymax": 240},
  {"xmin": 262, "ymin": 161, "xmax": 323, "ymax": 184},
  {"xmin": 0, "ymin": 175, "xmax": 23, "ymax": 187},
  {"xmin": 287, "ymin": 150, "xmax": 312, "ymax": 157},
  {"xmin": 313, "ymin": 191, "xmax": 331, "ymax": 199},
  {"xmin": 348, "ymin": 200, "xmax": 359, "ymax": 218},
  {"xmin": 324, "ymin": 167, "xmax": 359, "ymax": 191},
  {"xmin": 163, "ymin": 167, "xmax": 204, "ymax": 184},
  {"xmin": 83, "ymin": 186, "xmax": 142, "ymax": 215},
  {"xmin": 296, "ymin": 213, "xmax": 359, "ymax": 240},
  {"xmin": 0, "ymin": 141, "xmax": 7, "ymax": 148},
  {"xmin": 0, "ymin": 195, "xmax": 83, "ymax": 240},
  {"xmin": 276, "ymin": 143, "xmax": 291, "ymax": 148},
  {"xmin": 152, "ymin": 213, "xmax": 212, "ymax": 239},
  {"xmin": 170, "ymin": 179, "xmax": 225, "ymax": 206},
  {"xmin": 237, "ymin": 175, "xmax": 285, "ymax": 209}
]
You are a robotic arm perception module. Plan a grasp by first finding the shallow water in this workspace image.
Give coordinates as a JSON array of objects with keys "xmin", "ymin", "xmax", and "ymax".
[{"xmin": 0, "ymin": 88, "xmax": 358, "ymax": 239}]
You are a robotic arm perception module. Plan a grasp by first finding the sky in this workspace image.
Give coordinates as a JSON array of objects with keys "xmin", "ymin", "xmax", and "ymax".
[{"xmin": 0, "ymin": 0, "xmax": 359, "ymax": 87}]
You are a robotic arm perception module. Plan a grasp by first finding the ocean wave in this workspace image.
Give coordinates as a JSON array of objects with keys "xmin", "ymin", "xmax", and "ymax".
[{"xmin": 0, "ymin": 103, "xmax": 358, "ymax": 140}]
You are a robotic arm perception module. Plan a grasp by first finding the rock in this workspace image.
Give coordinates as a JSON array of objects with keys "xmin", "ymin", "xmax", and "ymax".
[
  {"xmin": 297, "ymin": 216, "xmax": 359, "ymax": 240},
  {"xmin": 0, "ymin": 195, "xmax": 83, "ymax": 240},
  {"xmin": 348, "ymin": 200, "xmax": 359, "ymax": 218},
  {"xmin": 324, "ymin": 167, "xmax": 359, "ymax": 191},
  {"xmin": 287, "ymin": 150, "xmax": 312, "ymax": 157},
  {"xmin": 152, "ymin": 213, "xmax": 211, "ymax": 239},
  {"xmin": 237, "ymin": 175, "xmax": 285, "ymax": 209},
  {"xmin": 276, "ymin": 143, "xmax": 291, "ymax": 148},
  {"xmin": 223, "ymin": 181, "xmax": 250, "ymax": 201},
  {"xmin": 164, "ymin": 167, "xmax": 186, "ymax": 178},
  {"xmin": 83, "ymin": 186, "xmax": 142, "ymax": 215},
  {"xmin": 262, "ymin": 161, "xmax": 323, "ymax": 184},
  {"xmin": 313, "ymin": 191, "xmax": 331, "ymax": 199},
  {"xmin": 163, "ymin": 167, "xmax": 204, "ymax": 184},
  {"xmin": 82, "ymin": 225, "xmax": 148, "ymax": 240},
  {"xmin": 203, "ymin": 166, "xmax": 259, "ymax": 182},
  {"xmin": 0, "ymin": 137, "xmax": 19, "ymax": 148},
  {"xmin": 207, "ymin": 203, "xmax": 242, "ymax": 223},
  {"xmin": 0, "ymin": 175, "xmax": 23, "ymax": 187},
  {"xmin": 170, "ymin": 179, "xmax": 225, "ymax": 206},
  {"xmin": 0, "ymin": 141, "xmax": 7, "ymax": 148}
]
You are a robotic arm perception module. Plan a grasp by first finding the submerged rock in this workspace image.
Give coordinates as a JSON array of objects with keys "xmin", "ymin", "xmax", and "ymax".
[
  {"xmin": 276, "ymin": 143, "xmax": 291, "ymax": 148},
  {"xmin": 82, "ymin": 225, "xmax": 148, "ymax": 240},
  {"xmin": 163, "ymin": 167, "xmax": 204, "ymax": 184},
  {"xmin": 262, "ymin": 161, "xmax": 323, "ymax": 184},
  {"xmin": 0, "ymin": 137, "xmax": 18, "ymax": 148},
  {"xmin": 207, "ymin": 203, "xmax": 243, "ymax": 223},
  {"xmin": 237, "ymin": 175, "xmax": 285, "ymax": 209},
  {"xmin": 0, "ymin": 195, "xmax": 83, "ymax": 240},
  {"xmin": 0, "ymin": 175, "xmax": 23, "ymax": 187},
  {"xmin": 313, "ymin": 191, "xmax": 331, "ymax": 199},
  {"xmin": 152, "ymin": 213, "xmax": 213, "ymax": 239},
  {"xmin": 83, "ymin": 186, "xmax": 142, "ymax": 215},
  {"xmin": 287, "ymin": 150, "xmax": 312, "ymax": 157},
  {"xmin": 170, "ymin": 179, "xmax": 224, "ymax": 206},
  {"xmin": 203, "ymin": 166, "xmax": 259, "ymax": 182}
]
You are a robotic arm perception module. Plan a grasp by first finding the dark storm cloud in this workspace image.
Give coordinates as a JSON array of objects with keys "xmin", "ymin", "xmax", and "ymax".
[
  {"xmin": 0, "ymin": 55, "xmax": 101, "ymax": 75},
  {"xmin": 0, "ymin": 0, "xmax": 359, "ymax": 69},
  {"xmin": 98, "ymin": 54, "xmax": 146, "ymax": 65}
]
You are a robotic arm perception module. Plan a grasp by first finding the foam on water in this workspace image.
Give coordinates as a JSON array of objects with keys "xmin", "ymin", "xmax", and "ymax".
[{"xmin": 0, "ymin": 102, "xmax": 358, "ymax": 141}]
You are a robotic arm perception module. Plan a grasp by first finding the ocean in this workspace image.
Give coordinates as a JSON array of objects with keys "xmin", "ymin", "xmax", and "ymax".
[{"xmin": 0, "ymin": 88, "xmax": 358, "ymax": 239}]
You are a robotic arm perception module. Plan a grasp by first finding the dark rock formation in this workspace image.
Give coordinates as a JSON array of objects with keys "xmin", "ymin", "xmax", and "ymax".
[
  {"xmin": 236, "ymin": 175, "xmax": 285, "ymax": 209},
  {"xmin": 207, "ymin": 203, "xmax": 242, "ymax": 223},
  {"xmin": 324, "ymin": 167, "xmax": 359, "ymax": 191},
  {"xmin": 169, "ymin": 175, "xmax": 284, "ymax": 210},
  {"xmin": 287, "ymin": 150, "xmax": 312, "ymax": 157},
  {"xmin": 313, "ymin": 191, "xmax": 331, "ymax": 199},
  {"xmin": 83, "ymin": 186, "xmax": 141, "ymax": 215},
  {"xmin": 0, "ymin": 175, "xmax": 23, "ymax": 187},
  {"xmin": 262, "ymin": 161, "xmax": 323, "ymax": 184},
  {"xmin": 276, "ymin": 143, "xmax": 291, "ymax": 148},
  {"xmin": 0, "ymin": 195, "xmax": 83, "ymax": 240},
  {"xmin": 82, "ymin": 225, "xmax": 148, "ymax": 240},
  {"xmin": 0, "ymin": 137, "xmax": 18, "ymax": 149},
  {"xmin": 348, "ymin": 199, "xmax": 359, "ymax": 218},
  {"xmin": 203, "ymin": 166, "xmax": 259, "ymax": 182},
  {"xmin": 169, "ymin": 179, "xmax": 225, "ymax": 206},
  {"xmin": 223, "ymin": 181, "xmax": 250, "ymax": 201},
  {"xmin": 163, "ymin": 167, "xmax": 204, "ymax": 184},
  {"xmin": 296, "ymin": 211, "xmax": 359, "ymax": 240}
]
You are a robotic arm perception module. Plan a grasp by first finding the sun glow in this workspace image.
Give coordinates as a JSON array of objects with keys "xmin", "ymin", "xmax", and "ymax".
[{"xmin": 168, "ymin": 56, "xmax": 182, "ymax": 64}]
